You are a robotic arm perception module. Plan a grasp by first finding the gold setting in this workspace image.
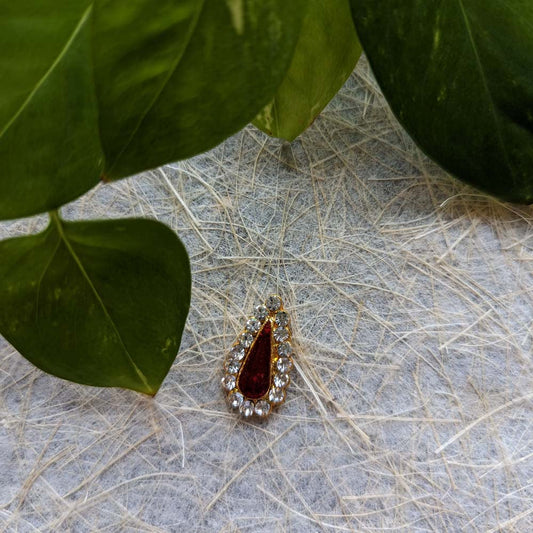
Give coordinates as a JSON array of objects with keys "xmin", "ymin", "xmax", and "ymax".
[{"xmin": 223, "ymin": 294, "xmax": 293, "ymax": 419}]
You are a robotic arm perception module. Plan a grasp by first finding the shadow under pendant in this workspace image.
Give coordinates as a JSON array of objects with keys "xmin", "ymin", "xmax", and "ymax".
[{"xmin": 222, "ymin": 294, "xmax": 293, "ymax": 419}]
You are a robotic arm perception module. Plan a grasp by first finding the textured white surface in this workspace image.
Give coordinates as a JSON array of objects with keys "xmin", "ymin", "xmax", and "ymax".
[{"xmin": 1, "ymin": 59, "xmax": 532, "ymax": 532}]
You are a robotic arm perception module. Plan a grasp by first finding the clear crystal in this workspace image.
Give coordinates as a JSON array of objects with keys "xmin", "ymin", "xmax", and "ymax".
[
  {"xmin": 277, "ymin": 342, "xmax": 292, "ymax": 357},
  {"xmin": 240, "ymin": 332, "xmax": 253, "ymax": 347},
  {"xmin": 255, "ymin": 304, "xmax": 268, "ymax": 321},
  {"xmin": 228, "ymin": 391, "xmax": 244, "ymax": 409},
  {"xmin": 276, "ymin": 357, "xmax": 293, "ymax": 373},
  {"xmin": 274, "ymin": 327, "xmax": 289, "ymax": 342},
  {"xmin": 231, "ymin": 344, "xmax": 246, "ymax": 361},
  {"xmin": 226, "ymin": 359, "xmax": 241, "ymax": 374},
  {"xmin": 265, "ymin": 294, "xmax": 282, "ymax": 311},
  {"xmin": 269, "ymin": 387, "xmax": 285, "ymax": 404},
  {"xmin": 246, "ymin": 318, "xmax": 261, "ymax": 334},
  {"xmin": 221, "ymin": 374, "xmax": 236, "ymax": 391},
  {"xmin": 254, "ymin": 400, "xmax": 271, "ymax": 418},
  {"xmin": 274, "ymin": 373, "xmax": 289, "ymax": 388},
  {"xmin": 240, "ymin": 400, "xmax": 254, "ymax": 418},
  {"xmin": 275, "ymin": 311, "xmax": 289, "ymax": 327}
]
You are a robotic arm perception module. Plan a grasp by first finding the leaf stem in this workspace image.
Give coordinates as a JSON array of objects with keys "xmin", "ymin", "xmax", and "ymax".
[{"xmin": 49, "ymin": 209, "xmax": 61, "ymax": 224}]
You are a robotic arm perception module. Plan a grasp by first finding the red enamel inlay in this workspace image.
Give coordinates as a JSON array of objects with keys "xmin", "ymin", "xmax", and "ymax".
[{"xmin": 238, "ymin": 320, "xmax": 272, "ymax": 399}]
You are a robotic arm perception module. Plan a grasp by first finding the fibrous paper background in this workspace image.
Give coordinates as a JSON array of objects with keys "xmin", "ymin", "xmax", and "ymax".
[{"xmin": 1, "ymin": 59, "xmax": 532, "ymax": 532}]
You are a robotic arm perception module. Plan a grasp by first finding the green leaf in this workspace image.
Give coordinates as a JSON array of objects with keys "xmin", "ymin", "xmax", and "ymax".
[
  {"xmin": 95, "ymin": 0, "xmax": 305, "ymax": 178},
  {"xmin": 0, "ymin": 0, "xmax": 305, "ymax": 219},
  {"xmin": 254, "ymin": 0, "xmax": 361, "ymax": 141},
  {"xmin": 0, "ymin": 214, "xmax": 191, "ymax": 394},
  {"xmin": 350, "ymin": 0, "xmax": 533, "ymax": 203},
  {"xmin": 0, "ymin": 2, "xmax": 104, "ymax": 220}
]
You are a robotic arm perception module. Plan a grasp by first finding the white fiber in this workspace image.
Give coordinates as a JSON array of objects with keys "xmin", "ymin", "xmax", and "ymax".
[{"xmin": 1, "ymin": 58, "xmax": 532, "ymax": 532}]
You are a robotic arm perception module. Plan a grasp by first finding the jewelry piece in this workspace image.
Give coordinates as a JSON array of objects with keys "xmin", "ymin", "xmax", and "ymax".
[{"xmin": 222, "ymin": 294, "xmax": 293, "ymax": 419}]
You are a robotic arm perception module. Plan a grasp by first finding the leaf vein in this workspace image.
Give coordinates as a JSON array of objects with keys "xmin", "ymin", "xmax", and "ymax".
[
  {"xmin": 107, "ymin": 0, "xmax": 207, "ymax": 174},
  {"xmin": 455, "ymin": 0, "xmax": 514, "ymax": 181},
  {"xmin": 35, "ymin": 230, "xmax": 62, "ymax": 325},
  {"xmin": 0, "ymin": 4, "xmax": 94, "ymax": 142},
  {"xmin": 50, "ymin": 212, "xmax": 152, "ymax": 392}
]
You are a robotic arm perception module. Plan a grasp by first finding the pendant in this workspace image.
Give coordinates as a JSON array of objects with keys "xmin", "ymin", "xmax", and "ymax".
[{"xmin": 222, "ymin": 294, "xmax": 293, "ymax": 419}]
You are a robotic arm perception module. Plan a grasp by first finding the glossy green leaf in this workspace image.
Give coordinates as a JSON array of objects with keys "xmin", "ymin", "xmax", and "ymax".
[
  {"xmin": 0, "ymin": 214, "xmax": 191, "ymax": 394},
  {"xmin": 254, "ymin": 0, "xmax": 361, "ymax": 141},
  {"xmin": 0, "ymin": 0, "xmax": 305, "ymax": 219},
  {"xmin": 350, "ymin": 0, "xmax": 533, "ymax": 203},
  {"xmin": 0, "ymin": 1, "xmax": 104, "ymax": 220}
]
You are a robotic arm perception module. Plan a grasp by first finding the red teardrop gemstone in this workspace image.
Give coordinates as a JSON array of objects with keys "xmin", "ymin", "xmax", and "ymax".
[{"xmin": 238, "ymin": 321, "xmax": 272, "ymax": 399}]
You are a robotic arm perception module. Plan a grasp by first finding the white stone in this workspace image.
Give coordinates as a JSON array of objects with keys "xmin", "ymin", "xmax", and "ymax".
[
  {"xmin": 269, "ymin": 387, "xmax": 285, "ymax": 404},
  {"xmin": 240, "ymin": 332, "xmax": 253, "ymax": 347},
  {"xmin": 277, "ymin": 342, "xmax": 292, "ymax": 357},
  {"xmin": 226, "ymin": 360, "xmax": 241, "ymax": 374},
  {"xmin": 276, "ymin": 357, "xmax": 293, "ymax": 373},
  {"xmin": 274, "ymin": 326, "xmax": 289, "ymax": 342},
  {"xmin": 254, "ymin": 400, "xmax": 271, "ymax": 418},
  {"xmin": 275, "ymin": 311, "xmax": 289, "ymax": 327},
  {"xmin": 231, "ymin": 344, "xmax": 246, "ymax": 361},
  {"xmin": 240, "ymin": 400, "xmax": 254, "ymax": 418},
  {"xmin": 246, "ymin": 317, "xmax": 261, "ymax": 334},
  {"xmin": 221, "ymin": 374, "xmax": 236, "ymax": 391},
  {"xmin": 274, "ymin": 373, "xmax": 289, "ymax": 388},
  {"xmin": 254, "ymin": 304, "xmax": 268, "ymax": 321},
  {"xmin": 228, "ymin": 391, "xmax": 244, "ymax": 409},
  {"xmin": 265, "ymin": 294, "xmax": 282, "ymax": 311}
]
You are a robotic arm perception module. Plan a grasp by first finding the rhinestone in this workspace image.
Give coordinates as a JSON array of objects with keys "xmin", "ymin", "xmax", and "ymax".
[
  {"xmin": 265, "ymin": 294, "xmax": 282, "ymax": 311},
  {"xmin": 274, "ymin": 373, "xmax": 289, "ymax": 388},
  {"xmin": 255, "ymin": 304, "xmax": 268, "ymax": 321},
  {"xmin": 276, "ymin": 357, "xmax": 293, "ymax": 373},
  {"xmin": 221, "ymin": 374, "xmax": 236, "ymax": 391},
  {"xmin": 240, "ymin": 400, "xmax": 254, "ymax": 418},
  {"xmin": 226, "ymin": 359, "xmax": 241, "ymax": 374},
  {"xmin": 231, "ymin": 344, "xmax": 246, "ymax": 361},
  {"xmin": 246, "ymin": 318, "xmax": 261, "ymax": 334},
  {"xmin": 240, "ymin": 332, "xmax": 253, "ymax": 347},
  {"xmin": 228, "ymin": 391, "xmax": 244, "ymax": 409},
  {"xmin": 254, "ymin": 400, "xmax": 271, "ymax": 418},
  {"xmin": 274, "ymin": 327, "xmax": 289, "ymax": 342},
  {"xmin": 269, "ymin": 387, "xmax": 285, "ymax": 404},
  {"xmin": 275, "ymin": 311, "xmax": 289, "ymax": 326},
  {"xmin": 277, "ymin": 342, "xmax": 292, "ymax": 357}
]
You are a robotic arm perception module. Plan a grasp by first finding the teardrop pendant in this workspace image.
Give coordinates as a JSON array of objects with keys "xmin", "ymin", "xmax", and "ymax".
[{"xmin": 223, "ymin": 294, "xmax": 293, "ymax": 419}]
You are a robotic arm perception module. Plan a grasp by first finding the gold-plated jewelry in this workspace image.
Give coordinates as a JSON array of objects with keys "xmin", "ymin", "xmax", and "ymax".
[{"xmin": 222, "ymin": 294, "xmax": 293, "ymax": 419}]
